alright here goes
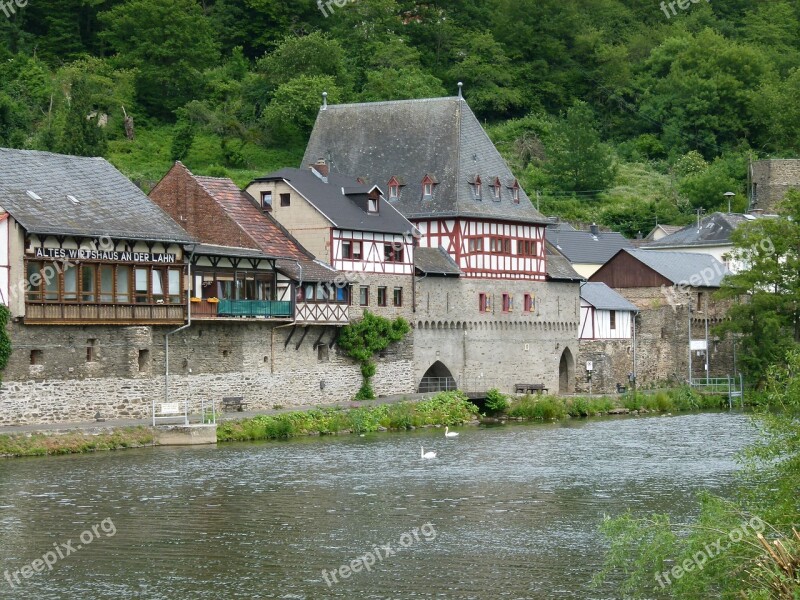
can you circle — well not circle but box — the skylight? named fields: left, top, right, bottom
left=26, top=190, right=41, bottom=200
left=67, top=195, right=80, bottom=205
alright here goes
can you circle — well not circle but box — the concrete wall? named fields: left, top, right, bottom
left=413, top=277, right=580, bottom=393
left=0, top=320, right=414, bottom=426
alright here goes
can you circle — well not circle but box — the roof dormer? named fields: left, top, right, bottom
left=388, top=176, right=402, bottom=199
left=491, top=177, right=502, bottom=201
left=508, top=179, right=520, bottom=204
left=422, top=174, right=437, bottom=200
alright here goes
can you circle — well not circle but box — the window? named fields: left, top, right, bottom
left=393, top=287, right=403, bottom=307
left=696, top=291, right=704, bottom=312
left=359, top=286, right=369, bottom=306
left=490, top=237, right=507, bottom=254
left=280, top=193, right=290, bottom=207
left=30, top=349, right=43, bottom=365
left=116, top=266, right=131, bottom=303
left=342, top=241, right=352, bottom=259
left=423, top=183, right=433, bottom=198
left=493, top=178, right=501, bottom=201
left=524, top=293, right=534, bottom=313
left=81, top=265, right=96, bottom=302
left=610, top=311, right=616, bottom=330
left=317, top=345, right=329, bottom=362
left=377, top=287, right=387, bottom=306
left=168, top=269, right=182, bottom=304
left=512, top=186, right=520, bottom=204
left=468, top=237, right=484, bottom=253
left=474, top=176, right=482, bottom=200
left=135, top=268, right=149, bottom=303
left=63, top=264, right=77, bottom=301
left=137, top=349, right=150, bottom=372
left=261, top=191, right=272, bottom=209
left=99, top=265, right=114, bottom=302
left=368, top=197, right=378, bottom=213
left=503, top=239, right=511, bottom=254
left=352, top=241, right=362, bottom=260
left=389, top=183, right=399, bottom=198
left=517, top=240, right=537, bottom=257
left=86, top=339, right=97, bottom=362
left=478, top=293, right=491, bottom=312
left=384, top=243, right=404, bottom=263
left=502, top=293, right=512, bottom=312
left=335, top=285, right=349, bottom=303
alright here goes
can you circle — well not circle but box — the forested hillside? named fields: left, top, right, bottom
left=2, top=0, right=799, bottom=235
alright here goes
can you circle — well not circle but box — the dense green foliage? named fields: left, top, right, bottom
left=484, top=388, right=509, bottom=413
left=716, top=190, right=800, bottom=386
left=0, top=427, right=154, bottom=458
left=596, top=352, right=800, bottom=598
left=337, top=311, right=411, bottom=400
left=2, top=1, right=799, bottom=225
left=216, top=391, right=479, bottom=441
left=0, top=304, right=11, bottom=382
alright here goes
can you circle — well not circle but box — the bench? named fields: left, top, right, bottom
left=514, top=383, right=548, bottom=395
left=222, top=396, right=247, bottom=412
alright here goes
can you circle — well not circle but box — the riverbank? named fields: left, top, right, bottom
left=0, top=387, right=729, bottom=458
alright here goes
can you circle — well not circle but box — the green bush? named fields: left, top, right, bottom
left=508, top=395, right=566, bottom=420
left=485, top=388, right=509, bottom=413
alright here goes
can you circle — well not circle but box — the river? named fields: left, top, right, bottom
left=0, top=411, right=756, bottom=599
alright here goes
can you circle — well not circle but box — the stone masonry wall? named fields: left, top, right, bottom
left=0, top=320, right=413, bottom=426
left=750, top=159, right=800, bottom=213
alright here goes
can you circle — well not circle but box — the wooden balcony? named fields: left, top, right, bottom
left=192, top=299, right=293, bottom=320
left=25, top=302, right=185, bottom=325
left=295, top=302, right=349, bottom=325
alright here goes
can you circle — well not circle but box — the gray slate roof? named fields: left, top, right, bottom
left=302, top=97, right=547, bottom=225
left=624, top=249, right=729, bottom=287
left=415, top=246, right=462, bottom=275
left=546, top=253, right=584, bottom=281
left=254, top=167, right=413, bottom=235
left=643, top=213, right=752, bottom=248
left=580, top=282, right=637, bottom=311
left=545, top=228, right=632, bottom=264
left=0, top=148, right=193, bottom=243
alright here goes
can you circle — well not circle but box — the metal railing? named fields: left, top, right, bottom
left=690, top=375, right=744, bottom=408
left=217, top=299, right=292, bottom=318
left=417, top=377, right=458, bottom=393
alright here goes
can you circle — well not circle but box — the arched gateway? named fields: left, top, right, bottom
left=418, top=361, right=457, bottom=393
left=558, top=348, right=575, bottom=394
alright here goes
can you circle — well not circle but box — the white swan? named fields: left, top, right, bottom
left=444, top=427, right=459, bottom=438
left=420, top=446, right=436, bottom=459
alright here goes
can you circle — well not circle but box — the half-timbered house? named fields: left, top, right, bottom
left=303, top=93, right=581, bottom=393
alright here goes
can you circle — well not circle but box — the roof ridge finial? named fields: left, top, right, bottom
left=322, top=91, right=328, bottom=110
left=457, top=82, right=463, bottom=99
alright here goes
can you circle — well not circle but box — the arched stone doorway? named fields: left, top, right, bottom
left=418, top=361, right=457, bottom=393
left=558, top=348, right=574, bottom=394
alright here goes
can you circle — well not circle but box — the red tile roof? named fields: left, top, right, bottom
left=191, top=173, right=337, bottom=282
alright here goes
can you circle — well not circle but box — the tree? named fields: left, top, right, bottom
left=715, top=190, right=800, bottom=384
left=58, top=79, right=107, bottom=157
left=545, top=100, right=617, bottom=193
left=99, top=0, right=219, bottom=120
left=261, top=75, right=340, bottom=145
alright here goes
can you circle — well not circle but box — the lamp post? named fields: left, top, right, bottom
left=724, top=191, right=735, bottom=214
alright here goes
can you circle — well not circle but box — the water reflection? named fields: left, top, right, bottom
left=0, top=412, right=755, bottom=599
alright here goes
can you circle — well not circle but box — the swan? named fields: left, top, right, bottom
left=420, top=446, right=436, bottom=459
left=444, top=427, right=459, bottom=438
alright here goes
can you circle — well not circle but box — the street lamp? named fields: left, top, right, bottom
left=724, top=191, right=735, bottom=213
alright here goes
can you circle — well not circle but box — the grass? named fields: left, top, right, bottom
left=106, top=126, right=302, bottom=190
left=217, top=391, right=480, bottom=442
left=0, top=427, right=155, bottom=458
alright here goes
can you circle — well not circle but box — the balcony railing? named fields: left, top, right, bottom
left=25, top=302, right=185, bottom=324
left=193, top=299, right=292, bottom=319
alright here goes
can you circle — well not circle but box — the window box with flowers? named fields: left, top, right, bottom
left=207, top=297, right=220, bottom=304
left=190, top=297, right=202, bottom=303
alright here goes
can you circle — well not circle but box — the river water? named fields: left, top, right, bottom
left=0, top=412, right=756, bottom=599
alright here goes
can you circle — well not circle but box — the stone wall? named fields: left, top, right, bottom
left=413, top=277, right=580, bottom=393
left=750, top=159, right=800, bottom=213
left=0, top=320, right=414, bottom=426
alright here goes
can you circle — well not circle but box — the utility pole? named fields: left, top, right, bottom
left=704, top=293, right=709, bottom=383
left=688, top=297, right=693, bottom=384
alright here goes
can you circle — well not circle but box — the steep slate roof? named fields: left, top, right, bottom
left=643, top=212, right=752, bottom=249
left=415, top=246, right=462, bottom=275
left=302, top=97, right=547, bottom=225
left=645, top=224, right=682, bottom=241
left=546, top=253, right=584, bottom=282
left=191, top=174, right=338, bottom=282
left=545, top=228, right=632, bottom=264
left=623, top=249, right=729, bottom=287
left=253, top=167, right=413, bottom=235
left=580, top=282, right=637, bottom=311
left=0, top=148, right=193, bottom=243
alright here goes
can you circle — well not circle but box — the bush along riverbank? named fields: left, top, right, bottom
left=217, top=391, right=479, bottom=442
left=0, top=427, right=155, bottom=458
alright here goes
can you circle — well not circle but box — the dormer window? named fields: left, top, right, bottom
left=388, top=176, right=400, bottom=199
left=510, top=179, right=520, bottom=204
left=422, top=175, right=436, bottom=200
left=368, top=189, right=380, bottom=213
left=492, top=178, right=501, bottom=201
left=261, top=191, right=272, bottom=209
left=473, top=175, right=482, bottom=200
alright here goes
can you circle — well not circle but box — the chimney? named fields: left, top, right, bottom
left=590, top=223, right=599, bottom=237
left=310, top=158, right=329, bottom=182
